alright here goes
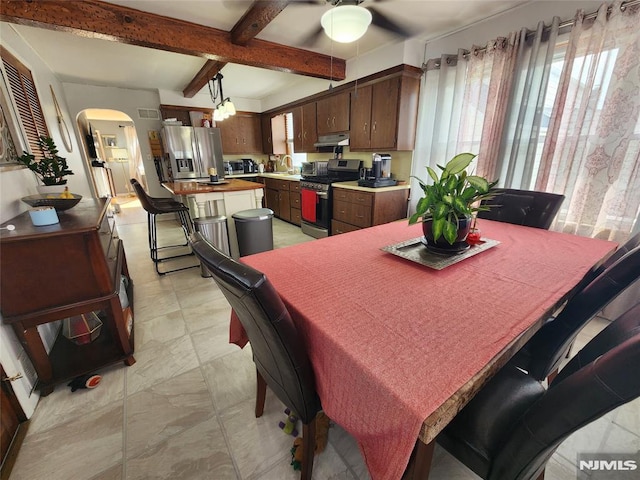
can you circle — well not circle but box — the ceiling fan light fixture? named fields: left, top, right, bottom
left=321, top=5, right=372, bottom=44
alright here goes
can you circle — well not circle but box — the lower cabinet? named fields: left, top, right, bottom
left=264, top=177, right=301, bottom=226
left=332, top=187, right=409, bottom=234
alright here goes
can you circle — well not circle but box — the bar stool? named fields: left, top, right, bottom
left=130, top=179, right=197, bottom=275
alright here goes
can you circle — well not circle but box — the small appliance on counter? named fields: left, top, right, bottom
left=230, top=160, right=245, bottom=175
left=358, top=153, right=397, bottom=188
left=224, top=161, right=233, bottom=176
left=242, top=158, right=257, bottom=173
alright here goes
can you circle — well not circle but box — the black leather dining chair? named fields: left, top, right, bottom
left=189, top=232, right=322, bottom=480
left=570, top=231, right=640, bottom=298
left=436, top=303, right=640, bottom=480
left=130, top=178, right=197, bottom=275
left=510, top=244, right=640, bottom=381
left=477, top=188, right=564, bottom=229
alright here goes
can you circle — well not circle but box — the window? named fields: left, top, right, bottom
left=1, top=46, right=49, bottom=161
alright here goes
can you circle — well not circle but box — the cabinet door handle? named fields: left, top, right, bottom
left=326, top=118, right=330, bottom=128
left=372, top=122, right=377, bottom=132
left=332, top=116, right=336, bottom=127
left=2, top=372, right=23, bottom=382
left=363, top=122, right=367, bottom=132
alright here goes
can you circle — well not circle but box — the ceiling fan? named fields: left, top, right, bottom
left=298, top=0, right=414, bottom=46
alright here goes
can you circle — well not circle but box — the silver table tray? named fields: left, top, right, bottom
left=381, top=237, right=500, bottom=270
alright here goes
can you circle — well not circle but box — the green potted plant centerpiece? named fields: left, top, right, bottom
left=409, top=152, right=497, bottom=251
left=17, top=136, right=74, bottom=192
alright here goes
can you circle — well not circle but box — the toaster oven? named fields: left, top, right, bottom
left=301, top=161, right=328, bottom=177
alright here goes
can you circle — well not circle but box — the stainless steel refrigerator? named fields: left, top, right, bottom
left=161, top=126, right=225, bottom=180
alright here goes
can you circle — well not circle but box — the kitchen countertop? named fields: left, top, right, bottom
left=332, top=181, right=411, bottom=193
left=225, top=173, right=302, bottom=181
left=162, top=179, right=264, bottom=195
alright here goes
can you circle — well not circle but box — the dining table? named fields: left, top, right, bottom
left=228, top=218, right=617, bottom=480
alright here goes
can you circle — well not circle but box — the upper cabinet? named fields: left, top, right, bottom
left=316, top=91, right=350, bottom=135
left=261, top=113, right=286, bottom=155
left=217, top=112, right=263, bottom=154
left=350, top=70, right=421, bottom=151
left=292, top=102, right=317, bottom=152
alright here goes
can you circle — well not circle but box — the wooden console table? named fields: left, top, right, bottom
left=0, top=199, right=135, bottom=396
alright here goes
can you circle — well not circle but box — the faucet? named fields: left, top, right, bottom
left=280, top=154, right=292, bottom=167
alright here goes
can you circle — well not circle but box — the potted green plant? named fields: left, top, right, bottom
left=17, top=136, right=74, bottom=189
left=409, top=152, right=497, bottom=249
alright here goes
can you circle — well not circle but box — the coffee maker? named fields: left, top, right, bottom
left=358, top=153, right=397, bottom=188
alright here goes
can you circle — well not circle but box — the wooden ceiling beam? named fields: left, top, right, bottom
left=183, top=1, right=290, bottom=98
left=0, top=0, right=346, bottom=83
left=230, top=0, right=290, bottom=46
left=183, top=60, right=227, bottom=98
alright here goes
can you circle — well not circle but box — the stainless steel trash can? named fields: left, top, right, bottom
left=194, top=216, right=230, bottom=277
left=232, top=208, right=274, bottom=257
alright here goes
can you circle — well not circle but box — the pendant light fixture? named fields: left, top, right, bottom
left=208, top=72, right=236, bottom=122
left=320, top=4, right=372, bottom=43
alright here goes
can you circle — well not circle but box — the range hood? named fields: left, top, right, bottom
left=314, top=133, right=349, bottom=148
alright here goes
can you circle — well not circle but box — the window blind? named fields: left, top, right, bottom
left=1, top=46, right=49, bottom=161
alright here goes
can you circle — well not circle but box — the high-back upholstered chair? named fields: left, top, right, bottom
left=571, top=231, right=640, bottom=297
left=437, top=303, right=640, bottom=480
left=130, top=179, right=196, bottom=275
left=477, top=188, right=564, bottom=229
left=189, top=232, right=322, bottom=480
left=511, top=245, right=640, bottom=381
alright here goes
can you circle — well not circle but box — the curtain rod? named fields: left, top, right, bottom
left=423, top=0, right=640, bottom=70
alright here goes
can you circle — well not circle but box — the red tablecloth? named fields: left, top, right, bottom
left=230, top=220, right=616, bottom=480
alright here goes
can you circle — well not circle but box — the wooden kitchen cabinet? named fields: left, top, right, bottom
left=264, top=177, right=300, bottom=225
left=332, top=186, right=409, bottom=234
left=289, top=180, right=301, bottom=226
left=0, top=199, right=135, bottom=396
left=316, top=91, right=350, bottom=135
left=292, top=102, right=318, bottom=152
left=262, top=113, right=287, bottom=154
left=349, top=69, right=421, bottom=151
left=217, top=112, right=262, bottom=154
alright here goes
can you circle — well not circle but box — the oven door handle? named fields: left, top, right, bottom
left=316, top=191, right=328, bottom=199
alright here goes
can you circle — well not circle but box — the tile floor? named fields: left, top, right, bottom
left=8, top=201, right=639, bottom=480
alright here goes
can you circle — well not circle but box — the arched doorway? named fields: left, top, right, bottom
left=76, top=109, right=147, bottom=206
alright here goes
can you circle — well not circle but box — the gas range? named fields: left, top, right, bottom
left=301, top=158, right=362, bottom=188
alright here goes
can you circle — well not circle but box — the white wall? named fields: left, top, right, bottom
left=0, top=26, right=92, bottom=223
left=61, top=83, right=169, bottom=197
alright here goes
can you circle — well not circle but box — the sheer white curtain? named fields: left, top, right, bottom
left=410, top=35, right=520, bottom=214
left=535, top=1, right=640, bottom=241
left=410, top=51, right=467, bottom=215
left=123, top=126, right=146, bottom=189
left=497, top=17, right=563, bottom=188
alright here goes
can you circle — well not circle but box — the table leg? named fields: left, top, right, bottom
left=402, top=439, right=435, bottom=480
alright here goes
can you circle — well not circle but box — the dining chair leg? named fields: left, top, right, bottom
left=255, top=369, right=267, bottom=418
left=402, top=439, right=435, bottom=480
left=301, top=416, right=317, bottom=480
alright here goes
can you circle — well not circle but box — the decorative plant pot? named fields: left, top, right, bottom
left=36, top=184, right=65, bottom=196
left=422, top=216, right=472, bottom=253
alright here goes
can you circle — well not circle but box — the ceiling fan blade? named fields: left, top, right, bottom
left=368, top=6, right=413, bottom=38
left=299, top=24, right=325, bottom=46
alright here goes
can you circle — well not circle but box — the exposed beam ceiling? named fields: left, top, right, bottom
left=0, top=0, right=346, bottom=94
left=183, top=0, right=292, bottom=98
